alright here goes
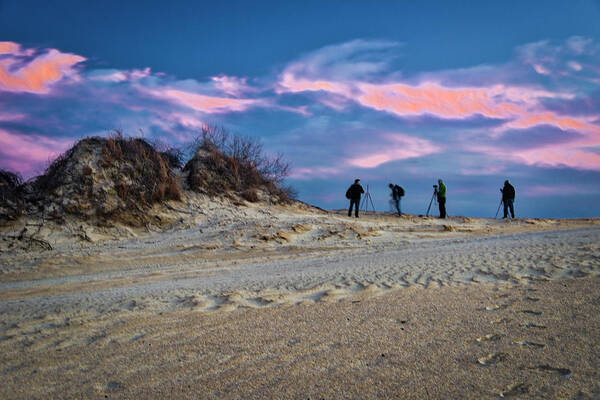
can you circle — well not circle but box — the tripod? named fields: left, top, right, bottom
left=360, top=184, right=376, bottom=212
left=426, top=186, right=438, bottom=216
left=494, top=197, right=503, bottom=219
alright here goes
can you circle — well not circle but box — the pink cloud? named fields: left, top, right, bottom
left=278, top=69, right=600, bottom=140
left=0, top=45, right=86, bottom=94
left=501, top=113, right=600, bottom=133
left=490, top=85, right=574, bottom=105
left=347, top=133, right=441, bottom=168
left=532, top=64, right=551, bottom=75
left=0, top=129, right=74, bottom=177
left=150, top=88, right=261, bottom=114
left=356, top=82, right=600, bottom=137
left=0, top=41, right=20, bottom=55
left=522, top=184, right=600, bottom=197
left=0, top=112, right=26, bottom=122
left=166, top=112, right=205, bottom=128
left=567, top=61, right=583, bottom=72
left=355, top=82, right=523, bottom=120
left=273, top=104, right=312, bottom=116
left=467, top=139, right=600, bottom=172
left=290, top=166, right=343, bottom=180
left=90, top=68, right=151, bottom=83
left=514, top=147, right=600, bottom=171
left=211, top=75, right=253, bottom=96
left=277, top=72, right=352, bottom=96
left=459, top=164, right=506, bottom=176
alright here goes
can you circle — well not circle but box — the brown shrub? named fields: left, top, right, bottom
left=0, top=169, right=24, bottom=221
left=82, top=166, right=93, bottom=176
left=184, top=126, right=295, bottom=203
left=99, top=135, right=181, bottom=209
left=104, top=136, right=123, bottom=161
left=166, top=175, right=183, bottom=201
left=115, top=181, right=128, bottom=198
left=241, top=188, right=259, bottom=203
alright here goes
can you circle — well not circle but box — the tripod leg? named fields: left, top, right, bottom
left=426, top=195, right=433, bottom=216
left=426, top=193, right=435, bottom=216
left=495, top=199, right=503, bottom=219
left=368, top=194, right=375, bottom=212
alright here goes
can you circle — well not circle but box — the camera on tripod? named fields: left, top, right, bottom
left=427, top=185, right=439, bottom=216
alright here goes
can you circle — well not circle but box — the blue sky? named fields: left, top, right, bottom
left=1, top=1, right=600, bottom=217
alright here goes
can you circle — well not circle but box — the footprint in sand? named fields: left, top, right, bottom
left=525, top=296, right=540, bottom=302
left=499, top=382, right=529, bottom=398
left=476, top=333, right=503, bottom=342
left=521, top=310, right=543, bottom=316
left=477, top=352, right=508, bottom=366
left=528, top=364, right=573, bottom=378
left=512, top=340, right=546, bottom=349
left=523, top=322, right=546, bottom=329
left=492, top=317, right=512, bottom=324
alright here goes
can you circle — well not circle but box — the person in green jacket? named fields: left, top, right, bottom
left=437, top=179, right=447, bottom=218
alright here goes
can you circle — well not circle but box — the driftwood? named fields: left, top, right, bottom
left=3, top=219, right=53, bottom=251
left=1, top=233, right=52, bottom=251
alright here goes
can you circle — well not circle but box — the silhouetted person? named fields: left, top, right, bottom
left=389, top=183, right=404, bottom=216
left=437, top=179, right=446, bottom=218
left=501, top=180, right=515, bottom=218
left=346, top=179, right=364, bottom=217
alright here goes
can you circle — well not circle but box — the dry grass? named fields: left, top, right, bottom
left=30, top=134, right=183, bottom=224
left=0, top=169, right=24, bottom=222
left=184, top=126, right=296, bottom=203
left=101, top=135, right=182, bottom=205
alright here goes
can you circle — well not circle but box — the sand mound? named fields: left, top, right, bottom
left=30, top=136, right=182, bottom=225
left=1, top=128, right=297, bottom=230
left=183, top=129, right=294, bottom=204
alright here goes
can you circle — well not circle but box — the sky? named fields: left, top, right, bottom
left=1, top=0, right=600, bottom=218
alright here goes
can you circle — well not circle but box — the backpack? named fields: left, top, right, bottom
left=345, top=188, right=351, bottom=199
left=395, top=185, right=405, bottom=197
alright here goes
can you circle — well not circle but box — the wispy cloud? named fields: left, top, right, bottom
left=148, top=88, right=262, bottom=114
left=347, top=133, right=441, bottom=168
left=211, top=75, right=255, bottom=96
left=522, top=183, right=600, bottom=197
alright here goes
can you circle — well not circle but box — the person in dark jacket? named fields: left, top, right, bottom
left=389, top=183, right=403, bottom=216
left=437, top=179, right=447, bottom=218
left=501, top=180, right=515, bottom=218
left=346, top=179, right=364, bottom=217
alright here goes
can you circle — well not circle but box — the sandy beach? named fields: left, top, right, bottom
left=1, top=198, right=599, bottom=399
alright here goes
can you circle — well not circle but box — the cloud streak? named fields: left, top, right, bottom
left=347, top=133, right=441, bottom=168
left=149, top=88, right=262, bottom=114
